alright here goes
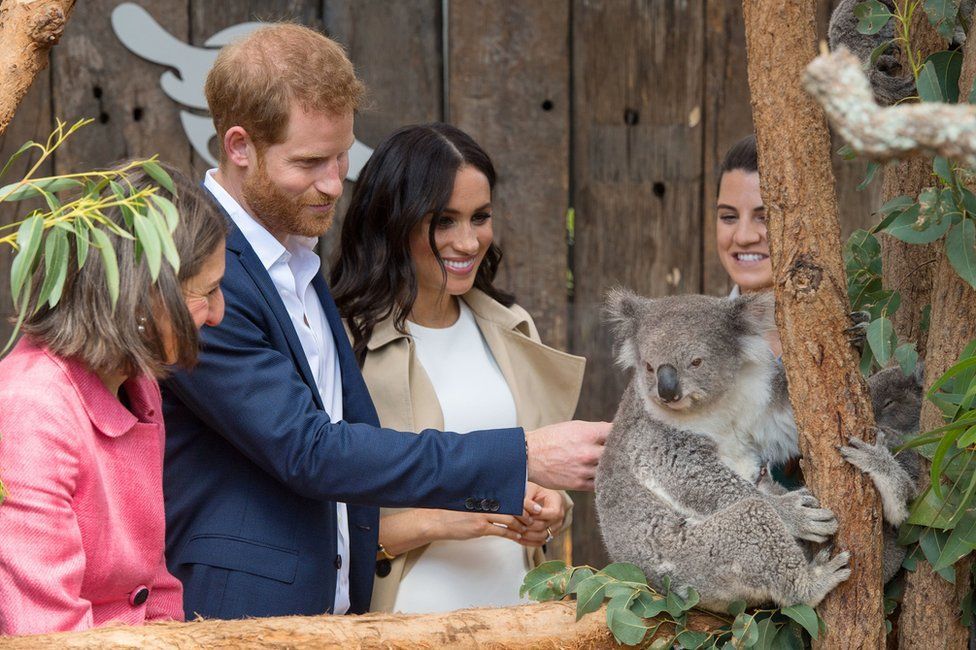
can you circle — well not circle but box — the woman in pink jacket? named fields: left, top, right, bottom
left=0, top=165, right=227, bottom=635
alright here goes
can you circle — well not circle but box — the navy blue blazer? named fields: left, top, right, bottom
left=161, top=210, right=526, bottom=619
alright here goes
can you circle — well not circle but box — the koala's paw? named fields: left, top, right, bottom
left=840, top=430, right=915, bottom=526
left=845, top=310, right=871, bottom=354
left=801, top=549, right=851, bottom=607
left=771, top=489, right=839, bottom=543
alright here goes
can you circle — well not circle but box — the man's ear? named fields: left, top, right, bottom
left=731, top=291, right=776, bottom=337
left=223, top=126, right=254, bottom=169
left=605, top=287, right=646, bottom=369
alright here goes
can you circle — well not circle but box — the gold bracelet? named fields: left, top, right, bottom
left=377, top=543, right=396, bottom=561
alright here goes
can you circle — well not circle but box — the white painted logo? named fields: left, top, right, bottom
left=111, top=3, right=372, bottom=180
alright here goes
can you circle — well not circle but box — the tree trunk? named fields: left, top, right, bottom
left=0, top=0, right=76, bottom=138
left=742, top=1, right=886, bottom=648
left=879, top=2, right=946, bottom=355
left=896, top=26, right=976, bottom=650
left=0, top=602, right=726, bottom=649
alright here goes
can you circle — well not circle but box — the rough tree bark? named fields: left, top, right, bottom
left=742, top=1, right=886, bottom=648
left=0, top=0, right=75, bottom=138
left=880, top=3, right=945, bottom=355
left=895, top=28, right=976, bottom=650
left=0, top=602, right=725, bottom=649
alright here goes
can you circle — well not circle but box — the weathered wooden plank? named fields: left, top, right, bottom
left=448, top=0, right=570, bottom=348
left=448, top=0, right=571, bottom=561
left=51, top=0, right=190, bottom=175
left=571, top=0, right=705, bottom=569
left=0, top=75, right=52, bottom=348
left=701, top=0, right=752, bottom=297
left=321, top=0, right=443, bottom=268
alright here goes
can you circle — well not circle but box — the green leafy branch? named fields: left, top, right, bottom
left=0, top=119, right=180, bottom=506
left=844, top=0, right=976, bottom=609
left=521, top=561, right=823, bottom=649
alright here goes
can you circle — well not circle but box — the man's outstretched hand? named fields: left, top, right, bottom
left=525, top=420, right=610, bottom=491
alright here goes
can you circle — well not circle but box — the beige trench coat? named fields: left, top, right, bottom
left=357, top=289, right=586, bottom=612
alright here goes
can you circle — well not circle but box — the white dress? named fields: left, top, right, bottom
left=392, top=302, right=529, bottom=614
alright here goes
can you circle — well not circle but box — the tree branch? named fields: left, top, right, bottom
left=804, top=47, right=976, bottom=167
left=0, top=0, right=77, bottom=138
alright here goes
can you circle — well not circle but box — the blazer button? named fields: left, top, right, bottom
left=334, top=555, right=342, bottom=570
left=480, top=498, right=492, bottom=512
left=489, top=499, right=500, bottom=512
left=376, top=559, right=392, bottom=578
left=464, top=497, right=477, bottom=511
left=129, top=585, right=150, bottom=606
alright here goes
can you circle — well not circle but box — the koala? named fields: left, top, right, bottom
left=828, top=0, right=917, bottom=106
left=595, top=290, right=850, bottom=611
left=840, top=364, right=923, bottom=582
left=829, top=0, right=976, bottom=107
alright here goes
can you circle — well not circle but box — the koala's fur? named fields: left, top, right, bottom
left=595, top=290, right=849, bottom=611
left=829, top=0, right=975, bottom=106
left=840, top=365, right=923, bottom=582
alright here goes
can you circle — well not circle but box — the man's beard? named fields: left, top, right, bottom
left=242, top=159, right=337, bottom=239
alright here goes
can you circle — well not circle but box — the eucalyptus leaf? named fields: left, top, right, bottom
left=567, top=567, right=594, bottom=594
left=675, top=629, right=709, bottom=649
left=885, top=204, right=950, bottom=244
left=770, top=623, right=805, bottom=650
left=924, top=50, right=963, bottom=103
left=520, top=561, right=567, bottom=598
left=867, top=316, right=896, bottom=366
left=9, top=214, right=44, bottom=304
left=924, top=0, right=962, bottom=41
left=934, top=157, right=954, bottom=185
left=37, top=227, right=69, bottom=309
left=854, top=0, right=893, bottom=35
left=142, top=159, right=176, bottom=195
left=878, top=195, right=915, bottom=216
left=133, top=213, right=162, bottom=280
left=780, top=604, right=819, bottom=639
left=732, top=613, right=760, bottom=647
left=0, top=177, right=80, bottom=203
left=74, top=220, right=90, bottom=270
left=857, top=161, right=880, bottom=191
left=149, top=194, right=180, bottom=232
left=148, top=204, right=180, bottom=273
left=919, top=528, right=956, bottom=582
left=0, top=140, right=39, bottom=182
left=896, top=342, right=919, bottom=376
left=605, top=600, right=649, bottom=646
left=91, top=228, right=120, bottom=308
left=754, top=617, right=777, bottom=649
left=931, top=426, right=965, bottom=498
left=601, top=562, right=648, bottom=584
left=917, top=60, right=944, bottom=102
left=946, top=219, right=976, bottom=290
left=933, top=509, right=976, bottom=570
left=575, top=574, right=609, bottom=620
left=636, top=591, right=668, bottom=618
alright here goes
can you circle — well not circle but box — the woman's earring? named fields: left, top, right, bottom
left=137, top=316, right=147, bottom=334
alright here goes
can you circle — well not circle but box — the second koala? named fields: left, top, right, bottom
left=596, top=290, right=849, bottom=610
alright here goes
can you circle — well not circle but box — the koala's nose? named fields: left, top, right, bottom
left=657, top=364, right=681, bottom=402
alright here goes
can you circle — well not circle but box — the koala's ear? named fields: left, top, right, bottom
left=605, top=287, right=645, bottom=369
left=731, top=291, right=776, bottom=336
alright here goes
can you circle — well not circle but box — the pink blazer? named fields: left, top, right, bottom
left=0, top=338, right=183, bottom=635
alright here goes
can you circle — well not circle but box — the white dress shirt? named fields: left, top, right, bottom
left=204, top=170, right=351, bottom=615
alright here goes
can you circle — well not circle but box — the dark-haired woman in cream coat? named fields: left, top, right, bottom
left=332, top=123, right=584, bottom=613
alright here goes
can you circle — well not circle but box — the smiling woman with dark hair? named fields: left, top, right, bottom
left=0, top=165, right=227, bottom=635
left=332, top=123, right=584, bottom=614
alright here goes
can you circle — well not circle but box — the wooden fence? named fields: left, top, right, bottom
left=0, top=0, right=882, bottom=570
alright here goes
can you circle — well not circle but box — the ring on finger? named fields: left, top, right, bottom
left=545, top=526, right=554, bottom=543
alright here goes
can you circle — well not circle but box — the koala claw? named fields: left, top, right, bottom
left=772, top=490, right=839, bottom=542
left=802, top=549, right=852, bottom=607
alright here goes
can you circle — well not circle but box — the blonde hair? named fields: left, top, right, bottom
left=205, top=23, right=365, bottom=159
